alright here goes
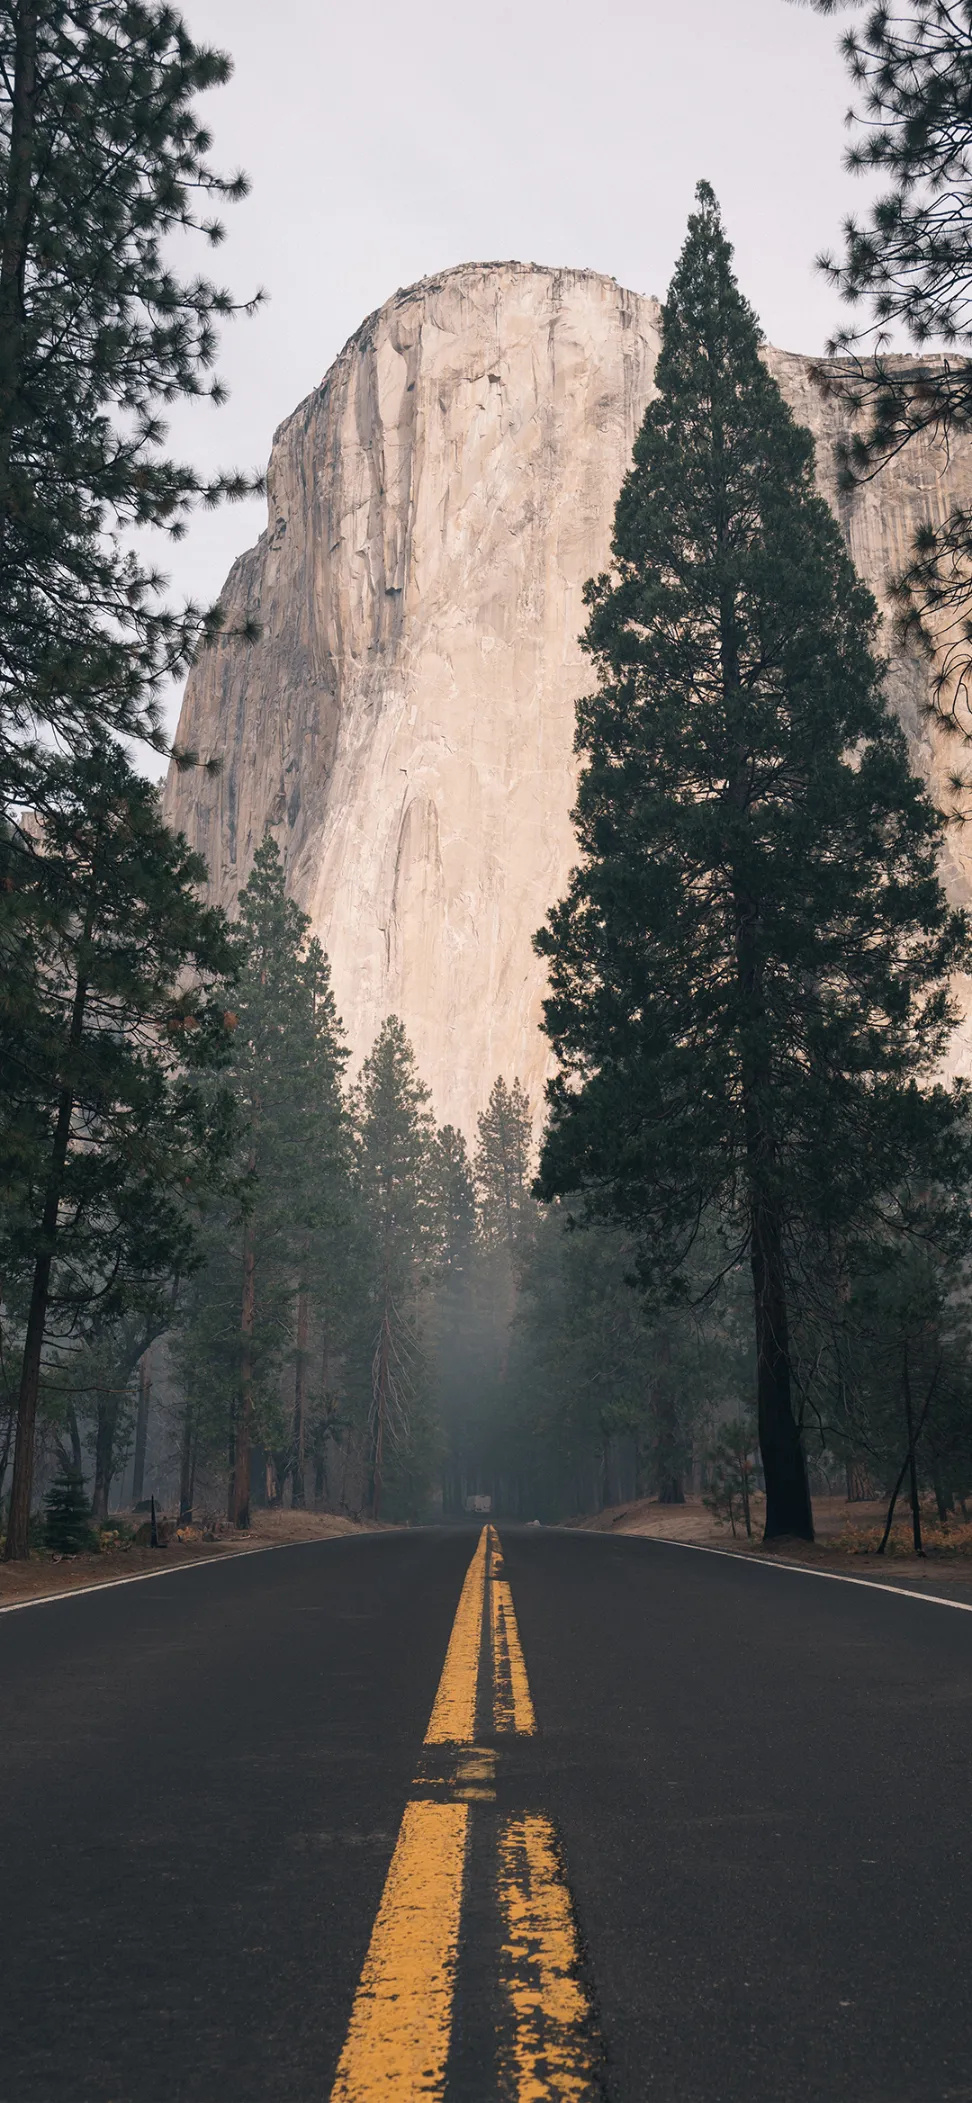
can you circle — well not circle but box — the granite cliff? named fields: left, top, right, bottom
left=164, top=261, right=972, bottom=1133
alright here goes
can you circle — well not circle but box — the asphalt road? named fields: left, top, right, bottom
left=1, top=1527, right=971, bottom=2102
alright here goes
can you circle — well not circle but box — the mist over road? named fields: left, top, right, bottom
left=1, top=1529, right=970, bottom=2101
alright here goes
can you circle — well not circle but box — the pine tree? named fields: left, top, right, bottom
left=822, top=1231, right=972, bottom=1553
left=43, top=1468, right=95, bottom=1555
left=1, top=743, right=235, bottom=1558
left=703, top=1420, right=758, bottom=1541
left=289, top=937, right=353, bottom=1508
left=0, top=2, right=260, bottom=774
left=221, top=838, right=342, bottom=1526
left=82, top=1311, right=156, bottom=1521
left=430, top=1124, right=484, bottom=1513
left=174, top=839, right=354, bottom=1527
left=804, top=1, right=972, bottom=725
left=475, top=1078, right=532, bottom=1253
left=229, top=833, right=309, bottom=1525
left=809, top=2, right=972, bottom=382
left=435, top=1126, right=477, bottom=1278
left=356, top=1018, right=440, bottom=1520
left=536, top=185, right=972, bottom=1541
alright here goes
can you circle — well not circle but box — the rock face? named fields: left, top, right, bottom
left=164, top=262, right=972, bottom=1134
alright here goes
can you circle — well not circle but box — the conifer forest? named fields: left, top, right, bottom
left=10, top=11, right=972, bottom=2103
left=6, top=0, right=972, bottom=1571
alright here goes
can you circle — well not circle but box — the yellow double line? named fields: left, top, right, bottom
left=330, top=1526, right=599, bottom=2100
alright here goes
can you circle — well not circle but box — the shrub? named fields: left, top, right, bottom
left=43, top=1473, right=98, bottom=1555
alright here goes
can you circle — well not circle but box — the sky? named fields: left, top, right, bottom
left=145, top=0, right=864, bottom=769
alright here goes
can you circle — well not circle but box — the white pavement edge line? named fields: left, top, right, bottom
left=0, top=1535, right=353, bottom=1617
left=648, top=1534, right=972, bottom=1612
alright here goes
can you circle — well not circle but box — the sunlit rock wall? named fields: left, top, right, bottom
left=164, top=263, right=972, bottom=1131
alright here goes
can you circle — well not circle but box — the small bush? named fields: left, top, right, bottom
left=44, top=1473, right=98, bottom=1556
left=98, top=1515, right=134, bottom=1547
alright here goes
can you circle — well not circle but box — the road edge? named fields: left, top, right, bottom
left=647, top=1534, right=972, bottom=1611
left=0, top=1533, right=363, bottom=1616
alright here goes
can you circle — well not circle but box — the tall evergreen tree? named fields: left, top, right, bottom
left=0, top=1, right=260, bottom=774
left=226, top=837, right=310, bottom=1526
left=172, top=856, right=356, bottom=1528
left=430, top=1123, right=484, bottom=1513
left=475, top=1077, right=532, bottom=1253
left=356, top=1017, right=441, bottom=1520
left=1, top=742, right=235, bottom=1557
left=536, top=185, right=972, bottom=1540
left=288, top=936, right=353, bottom=1509
left=212, top=837, right=349, bottom=1527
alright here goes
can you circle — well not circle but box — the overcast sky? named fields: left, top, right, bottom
left=146, top=0, right=863, bottom=769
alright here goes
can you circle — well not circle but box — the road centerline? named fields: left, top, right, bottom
left=424, top=1526, right=489, bottom=1745
left=489, top=1526, right=537, bottom=1736
left=328, top=1798, right=470, bottom=2103
left=497, top=1813, right=602, bottom=2102
left=329, top=1530, right=488, bottom=2101
left=329, top=1528, right=601, bottom=2099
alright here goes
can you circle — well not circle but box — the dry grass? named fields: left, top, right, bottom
left=0, top=1506, right=380, bottom=1609
left=176, top=1507, right=380, bottom=1547
left=840, top=1515, right=972, bottom=1559
left=573, top=1493, right=972, bottom=1583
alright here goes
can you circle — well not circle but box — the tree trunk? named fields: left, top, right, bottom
left=845, top=1459, right=871, bottom=1502
left=178, top=1399, right=194, bottom=1523
left=740, top=1460, right=753, bottom=1539
left=724, top=523, right=813, bottom=1544
left=5, top=1203, right=59, bottom=1557
left=90, top=1397, right=119, bottom=1522
left=902, top=1341, right=923, bottom=1557
left=878, top=1453, right=910, bottom=1554
left=0, top=0, right=38, bottom=498
left=314, top=1339, right=333, bottom=1508
left=291, top=1283, right=309, bottom=1508
left=66, top=1402, right=83, bottom=1478
left=598, top=1434, right=610, bottom=1511
left=932, top=1464, right=952, bottom=1526
left=0, top=1403, right=14, bottom=1507
left=339, top=1425, right=353, bottom=1512
left=4, top=959, right=88, bottom=1559
left=653, top=1331, right=685, bottom=1503
left=229, top=1212, right=256, bottom=1529
left=371, top=1313, right=390, bottom=1522
left=133, top=1357, right=151, bottom=1504
left=732, top=909, right=814, bottom=1541
left=750, top=1193, right=814, bottom=1541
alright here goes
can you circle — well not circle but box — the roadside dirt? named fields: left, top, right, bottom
left=0, top=1507, right=381, bottom=1608
left=572, top=1494, right=972, bottom=1586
